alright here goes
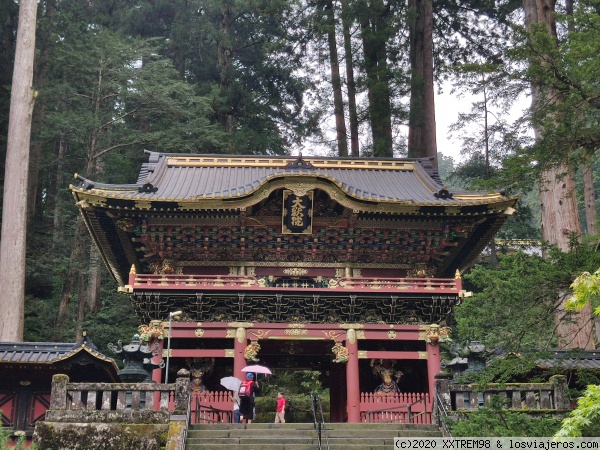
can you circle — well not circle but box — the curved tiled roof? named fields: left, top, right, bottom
left=72, top=152, right=510, bottom=206
left=0, top=341, right=119, bottom=378
left=70, top=152, right=519, bottom=284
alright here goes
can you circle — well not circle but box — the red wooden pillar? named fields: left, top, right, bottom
left=153, top=338, right=164, bottom=383
left=153, top=338, right=164, bottom=410
left=426, top=342, right=441, bottom=404
left=234, top=327, right=247, bottom=380
left=345, top=329, right=360, bottom=423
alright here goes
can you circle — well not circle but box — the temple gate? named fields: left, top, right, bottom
left=71, top=153, right=518, bottom=422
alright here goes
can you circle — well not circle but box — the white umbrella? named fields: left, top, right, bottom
left=220, top=376, right=243, bottom=391
left=241, top=364, right=272, bottom=375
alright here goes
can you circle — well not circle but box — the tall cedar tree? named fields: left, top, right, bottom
left=0, top=0, right=38, bottom=342
left=523, top=0, right=594, bottom=349
left=407, top=0, right=437, bottom=166
left=320, top=0, right=348, bottom=156
left=357, top=0, right=394, bottom=157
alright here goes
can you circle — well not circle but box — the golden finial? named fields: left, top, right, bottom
left=455, top=269, right=461, bottom=279
left=130, top=265, right=137, bottom=275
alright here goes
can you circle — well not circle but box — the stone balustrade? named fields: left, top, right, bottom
left=434, top=373, right=570, bottom=415
left=34, top=374, right=192, bottom=450
left=44, top=374, right=190, bottom=423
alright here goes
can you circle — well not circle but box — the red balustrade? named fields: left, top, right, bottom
left=359, top=392, right=431, bottom=424
left=128, top=273, right=462, bottom=294
left=190, top=390, right=234, bottom=424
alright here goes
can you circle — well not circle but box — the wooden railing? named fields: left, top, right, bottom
left=359, top=392, right=430, bottom=424
left=126, top=273, right=463, bottom=294
left=190, top=391, right=233, bottom=424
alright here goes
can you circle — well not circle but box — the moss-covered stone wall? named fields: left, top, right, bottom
left=33, top=422, right=168, bottom=450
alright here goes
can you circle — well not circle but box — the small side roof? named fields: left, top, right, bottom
left=0, top=340, right=119, bottom=382
left=536, top=350, right=600, bottom=370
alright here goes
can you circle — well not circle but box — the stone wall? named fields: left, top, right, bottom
left=33, top=373, right=191, bottom=450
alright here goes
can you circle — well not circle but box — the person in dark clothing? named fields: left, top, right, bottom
left=238, top=372, right=259, bottom=423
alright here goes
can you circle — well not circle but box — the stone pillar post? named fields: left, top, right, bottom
left=551, top=375, right=570, bottom=410
left=234, top=327, right=247, bottom=380
left=345, top=329, right=361, bottom=423
left=432, top=371, right=453, bottom=426
left=426, top=342, right=442, bottom=405
left=49, top=374, right=69, bottom=410
left=174, top=369, right=191, bottom=413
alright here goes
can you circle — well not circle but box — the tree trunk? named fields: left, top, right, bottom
left=359, top=0, right=393, bottom=157
left=52, top=136, right=68, bottom=246
left=218, top=0, right=234, bottom=137
left=74, top=257, right=87, bottom=343
left=84, top=243, right=102, bottom=325
left=0, top=0, right=38, bottom=342
left=341, top=0, right=359, bottom=157
left=27, top=1, right=53, bottom=223
left=524, top=0, right=594, bottom=349
left=323, top=0, right=348, bottom=157
left=407, top=0, right=437, bottom=167
left=57, top=218, right=87, bottom=323
left=583, top=166, right=597, bottom=236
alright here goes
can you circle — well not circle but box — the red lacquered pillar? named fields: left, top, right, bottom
left=345, top=329, right=361, bottom=423
left=426, top=342, right=441, bottom=409
left=234, top=327, right=247, bottom=380
left=153, top=338, right=164, bottom=410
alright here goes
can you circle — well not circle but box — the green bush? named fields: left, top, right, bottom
left=448, top=396, right=562, bottom=437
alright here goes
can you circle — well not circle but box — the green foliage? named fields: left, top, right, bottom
left=555, top=265, right=600, bottom=438
left=254, top=370, right=330, bottom=423
left=555, top=385, right=600, bottom=437
left=260, top=370, right=325, bottom=396
left=457, top=244, right=600, bottom=353
left=449, top=396, right=562, bottom=437
left=505, top=0, right=600, bottom=176
left=0, top=414, right=37, bottom=450
left=567, top=268, right=600, bottom=317
left=444, top=153, right=541, bottom=242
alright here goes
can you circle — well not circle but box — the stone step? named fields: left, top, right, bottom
left=186, top=445, right=395, bottom=450
left=185, top=422, right=442, bottom=449
left=189, top=422, right=438, bottom=431
left=186, top=428, right=440, bottom=439
left=186, top=437, right=317, bottom=445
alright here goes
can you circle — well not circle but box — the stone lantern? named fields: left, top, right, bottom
left=109, top=334, right=162, bottom=382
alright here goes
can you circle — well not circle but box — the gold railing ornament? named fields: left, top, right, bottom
left=331, top=342, right=349, bottom=363
left=243, top=341, right=261, bottom=362
left=139, top=320, right=164, bottom=342
left=424, top=324, right=452, bottom=345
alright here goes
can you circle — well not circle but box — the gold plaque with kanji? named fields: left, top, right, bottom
left=282, top=190, right=313, bottom=234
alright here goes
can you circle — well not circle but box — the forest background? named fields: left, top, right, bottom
left=2, top=0, right=600, bottom=434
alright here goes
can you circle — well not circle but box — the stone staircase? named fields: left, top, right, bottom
left=185, top=422, right=443, bottom=450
